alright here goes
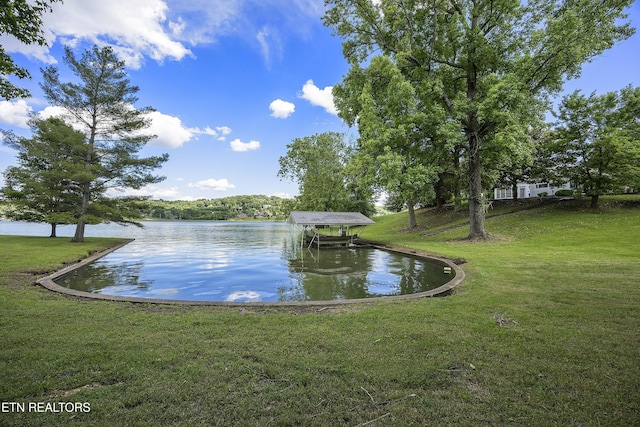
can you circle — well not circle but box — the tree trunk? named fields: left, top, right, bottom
left=49, top=223, right=57, bottom=238
left=468, top=132, right=488, bottom=239
left=73, top=219, right=86, bottom=243
left=72, top=181, right=90, bottom=242
left=590, top=194, right=599, bottom=209
left=453, top=153, right=462, bottom=213
left=407, top=200, right=417, bottom=229
left=72, top=122, right=95, bottom=243
left=512, top=182, right=518, bottom=201
left=434, top=174, right=445, bottom=209
left=465, top=24, right=487, bottom=240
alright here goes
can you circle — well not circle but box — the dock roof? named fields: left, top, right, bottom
left=287, top=211, right=375, bottom=226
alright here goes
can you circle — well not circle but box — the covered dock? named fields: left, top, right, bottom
left=287, top=211, right=375, bottom=248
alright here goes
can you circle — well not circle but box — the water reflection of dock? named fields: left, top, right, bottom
left=287, top=211, right=375, bottom=249
left=305, top=233, right=355, bottom=247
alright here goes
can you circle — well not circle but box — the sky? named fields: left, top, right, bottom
left=1, top=0, right=639, bottom=201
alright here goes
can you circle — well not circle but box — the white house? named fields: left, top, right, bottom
left=493, top=182, right=574, bottom=200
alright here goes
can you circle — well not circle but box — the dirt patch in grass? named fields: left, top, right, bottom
left=44, top=383, right=120, bottom=400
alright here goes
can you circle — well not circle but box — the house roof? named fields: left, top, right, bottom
left=287, top=211, right=375, bottom=227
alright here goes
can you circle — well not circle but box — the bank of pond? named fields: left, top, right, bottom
left=0, top=221, right=457, bottom=303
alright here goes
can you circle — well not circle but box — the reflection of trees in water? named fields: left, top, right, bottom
left=280, top=248, right=374, bottom=301
left=57, top=229, right=451, bottom=302
left=56, top=262, right=153, bottom=293
left=280, top=241, right=450, bottom=302
left=392, top=255, right=449, bottom=294
left=280, top=235, right=299, bottom=261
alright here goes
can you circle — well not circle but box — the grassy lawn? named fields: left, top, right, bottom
left=1, top=196, right=639, bottom=426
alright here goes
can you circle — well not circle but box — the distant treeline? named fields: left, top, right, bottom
left=139, top=195, right=293, bottom=221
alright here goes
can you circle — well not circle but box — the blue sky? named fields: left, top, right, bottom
left=1, top=0, right=639, bottom=201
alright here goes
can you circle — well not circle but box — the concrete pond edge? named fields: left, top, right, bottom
left=36, top=239, right=465, bottom=307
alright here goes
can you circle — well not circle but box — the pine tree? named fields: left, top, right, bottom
left=1, top=117, right=84, bottom=237
left=40, top=45, right=168, bottom=242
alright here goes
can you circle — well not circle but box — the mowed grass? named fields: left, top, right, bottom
left=1, top=196, right=639, bottom=426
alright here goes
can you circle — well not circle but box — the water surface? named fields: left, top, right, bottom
left=1, top=221, right=451, bottom=302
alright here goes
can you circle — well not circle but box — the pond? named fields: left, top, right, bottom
left=0, top=221, right=453, bottom=303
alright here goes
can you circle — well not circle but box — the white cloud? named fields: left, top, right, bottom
left=32, top=106, right=228, bottom=149
left=0, top=100, right=33, bottom=128
left=2, top=0, right=329, bottom=70
left=256, top=27, right=271, bottom=65
left=168, top=16, right=186, bottom=37
left=230, top=138, right=260, bottom=152
left=255, top=25, right=283, bottom=68
left=271, top=192, right=293, bottom=199
left=216, top=126, right=232, bottom=141
left=269, top=99, right=295, bottom=119
left=4, top=0, right=192, bottom=69
left=0, top=33, right=56, bottom=64
left=36, top=105, right=88, bottom=132
left=188, top=178, right=236, bottom=191
left=109, top=185, right=188, bottom=200
left=146, top=111, right=194, bottom=148
left=37, top=105, right=68, bottom=120
left=198, top=126, right=218, bottom=137
left=298, top=79, right=338, bottom=115
left=168, top=0, right=323, bottom=46
left=144, top=111, right=232, bottom=149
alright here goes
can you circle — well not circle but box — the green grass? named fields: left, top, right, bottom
left=1, top=196, right=639, bottom=426
left=0, top=235, right=129, bottom=273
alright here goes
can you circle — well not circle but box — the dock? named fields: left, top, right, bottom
left=287, top=211, right=376, bottom=248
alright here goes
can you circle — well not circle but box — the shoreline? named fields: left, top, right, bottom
left=35, top=239, right=465, bottom=307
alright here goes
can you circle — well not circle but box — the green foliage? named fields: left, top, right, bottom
left=1, top=118, right=86, bottom=236
left=0, top=0, right=60, bottom=99
left=553, top=189, right=574, bottom=197
left=1, top=198, right=639, bottom=425
left=324, top=0, right=635, bottom=238
left=278, top=132, right=374, bottom=215
left=551, top=86, right=640, bottom=208
left=139, top=195, right=291, bottom=221
left=338, top=56, right=441, bottom=227
left=40, top=45, right=169, bottom=242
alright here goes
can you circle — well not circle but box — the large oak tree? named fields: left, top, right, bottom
left=324, top=0, right=634, bottom=238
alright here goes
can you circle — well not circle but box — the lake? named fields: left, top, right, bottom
left=0, top=221, right=452, bottom=303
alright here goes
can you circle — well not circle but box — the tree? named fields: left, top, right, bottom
left=278, top=132, right=374, bottom=214
left=551, top=86, right=640, bottom=208
left=1, top=117, right=84, bottom=237
left=337, top=56, right=440, bottom=228
left=1, top=0, right=60, bottom=99
left=324, top=0, right=634, bottom=239
left=40, top=45, right=168, bottom=242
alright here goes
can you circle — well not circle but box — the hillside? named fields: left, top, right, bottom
left=1, top=195, right=639, bottom=425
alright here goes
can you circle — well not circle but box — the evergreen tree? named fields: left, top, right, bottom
left=40, top=45, right=168, bottom=242
left=1, top=117, right=84, bottom=237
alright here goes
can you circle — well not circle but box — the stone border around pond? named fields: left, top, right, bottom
left=36, top=239, right=465, bottom=306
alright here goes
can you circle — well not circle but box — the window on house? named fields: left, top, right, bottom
left=496, top=188, right=512, bottom=199
left=536, top=183, right=549, bottom=189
